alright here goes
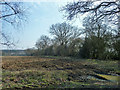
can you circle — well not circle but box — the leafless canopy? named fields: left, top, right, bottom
left=0, top=0, right=28, bottom=46
left=50, top=22, right=81, bottom=46
left=36, top=35, right=51, bottom=50
left=62, top=0, right=120, bottom=24
left=0, top=1, right=27, bottom=25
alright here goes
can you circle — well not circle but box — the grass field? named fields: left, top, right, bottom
left=1, top=56, right=120, bottom=89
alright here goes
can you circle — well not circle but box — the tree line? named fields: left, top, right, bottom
left=26, top=16, right=119, bottom=60
left=27, top=0, right=119, bottom=60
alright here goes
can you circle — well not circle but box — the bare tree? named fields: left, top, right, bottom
left=35, top=35, right=51, bottom=50
left=82, top=16, right=116, bottom=38
left=0, top=1, right=27, bottom=25
left=0, top=0, right=28, bottom=46
left=62, top=0, right=120, bottom=24
left=62, top=0, right=120, bottom=41
left=49, top=22, right=82, bottom=56
left=50, top=22, right=81, bottom=46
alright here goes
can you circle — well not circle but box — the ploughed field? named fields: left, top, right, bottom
left=1, top=56, right=120, bottom=89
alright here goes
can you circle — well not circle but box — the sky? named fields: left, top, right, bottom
left=2, top=1, right=84, bottom=50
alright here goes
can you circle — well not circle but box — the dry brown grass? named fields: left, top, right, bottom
left=2, top=56, right=118, bottom=74
left=2, top=56, right=119, bottom=89
left=2, top=56, right=56, bottom=71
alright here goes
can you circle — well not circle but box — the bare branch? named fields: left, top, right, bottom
left=62, top=1, right=120, bottom=22
left=0, top=1, right=28, bottom=46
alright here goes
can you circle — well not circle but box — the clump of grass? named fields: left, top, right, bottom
left=2, top=69, right=69, bottom=88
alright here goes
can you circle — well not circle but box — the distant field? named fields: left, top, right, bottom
left=1, top=56, right=120, bottom=89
